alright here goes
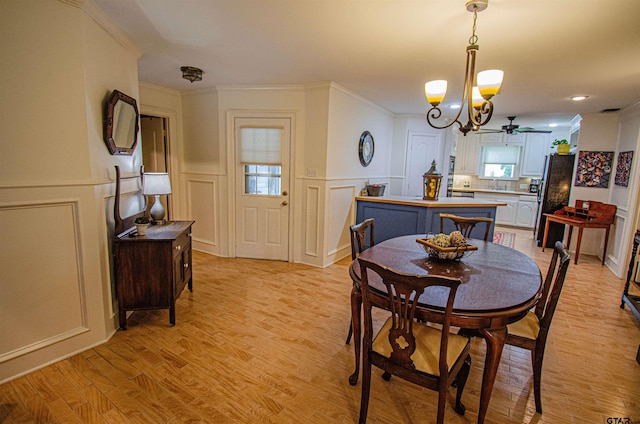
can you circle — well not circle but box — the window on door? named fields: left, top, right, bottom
left=240, top=127, right=282, bottom=196
left=244, top=165, right=281, bottom=195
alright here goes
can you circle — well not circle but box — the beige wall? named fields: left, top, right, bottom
left=0, top=0, right=141, bottom=383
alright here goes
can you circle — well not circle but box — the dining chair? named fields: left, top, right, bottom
left=346, top=218, right=375, bottom=345
left=439, top=212, right=494, bottom=241
left=357, top=257, right=471, bottom=424
left=506, top=240, right=570, bottom=414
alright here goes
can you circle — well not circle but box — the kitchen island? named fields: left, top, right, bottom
left=356, top=195, right=507, bottom=243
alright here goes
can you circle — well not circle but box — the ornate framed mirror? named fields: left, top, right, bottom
left=103, top=90, right=139, bottom=155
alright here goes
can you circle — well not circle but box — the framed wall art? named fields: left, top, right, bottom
left=574, top=151, right=614, bottom=188
left=614, top=151, right=634, bottom=187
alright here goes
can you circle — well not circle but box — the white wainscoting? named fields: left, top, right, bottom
left=187, top=178, right=219, bottom=255
left=327, top=185, right=356, bottom=257
left=305, top=185, right=320, bottom=257
left=0, top=200, right=89, bottom=363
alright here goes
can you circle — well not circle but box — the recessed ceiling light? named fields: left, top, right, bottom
left=449, top=104, right=461, bottom=109
left=571, top=95, right=589, bottom=101
left=549, top=123, right=558, bottom=128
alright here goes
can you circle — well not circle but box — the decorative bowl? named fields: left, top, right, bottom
left=416, top=237, right=477, bottom=261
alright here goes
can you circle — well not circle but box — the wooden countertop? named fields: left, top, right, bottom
left=355, top=195, right=507, bottom=207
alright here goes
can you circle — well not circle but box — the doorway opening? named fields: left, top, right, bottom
left=141, top=115, right=171, bottom=220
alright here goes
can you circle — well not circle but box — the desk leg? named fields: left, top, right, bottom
left=542, top=218, right=550, bottom=252
left=349, top=284, right=362, bottom=386
left=602, top=226, right=611, bottom=265
left=574, top=227, right=584, bottom=265
left=566, top=225, right=573, bottom=247
left=478, top=327, right=507, bottom=424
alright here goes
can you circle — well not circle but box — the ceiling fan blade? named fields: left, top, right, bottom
left=516, top=127, right=552, bottom=133
left=476, top=128, right=504, bottom=134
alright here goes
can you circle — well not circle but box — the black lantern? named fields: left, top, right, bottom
left=423, top=160, right=443, bottom=201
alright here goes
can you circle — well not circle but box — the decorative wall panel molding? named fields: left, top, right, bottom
left=0, top=200, right=88, bottom=362
left=305, top=186, right=320, bottom=257
left=187, top=178, right=218, bottom=248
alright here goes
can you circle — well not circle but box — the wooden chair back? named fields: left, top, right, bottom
left=534, top=241, right=571, bottom=335
left=350, top=218, right=375, bottom=259
left=439, top=213, right=494, bottom=241
left=357, top=257, right=470, bottom=423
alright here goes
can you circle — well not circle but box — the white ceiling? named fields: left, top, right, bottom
left=94, top=0, right=640, bottom=131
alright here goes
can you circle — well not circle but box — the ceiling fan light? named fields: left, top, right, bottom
left=425, top=80, right=448, bottom=107
left=477, top=69, right=504, bottom=99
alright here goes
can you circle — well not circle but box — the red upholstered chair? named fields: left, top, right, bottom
left=357, top=257, right=471, bottom=424
left=506, top=241, right=570, bottom=413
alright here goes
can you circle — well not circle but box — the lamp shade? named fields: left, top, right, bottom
left=477, top=69, right=504, bottom=99
left=425, top=80, right=448, bottom=107
left=143, top=173, right=172, bottom=195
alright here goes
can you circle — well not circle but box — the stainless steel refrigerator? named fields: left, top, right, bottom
left=535, top=153, right=576, bottom=247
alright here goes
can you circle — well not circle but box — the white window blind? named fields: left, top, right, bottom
left=482, top=145, right=520, bottom=163
left=240, top=127, right=282, bottom=165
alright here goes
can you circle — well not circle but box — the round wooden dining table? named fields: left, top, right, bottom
left=349, top=234, right=542, bottom=424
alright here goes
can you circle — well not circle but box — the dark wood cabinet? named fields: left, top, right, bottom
left=113, top=221, right=194, bottom=330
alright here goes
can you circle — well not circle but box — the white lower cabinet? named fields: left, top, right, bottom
left=475, top=193, right=518, bottom=226
left=476, top=192, right=536, bottom=228
left=516, top=198, right=537, bottom=228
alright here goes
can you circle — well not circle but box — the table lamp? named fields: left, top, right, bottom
left=143, top=172, right=172, bottom=223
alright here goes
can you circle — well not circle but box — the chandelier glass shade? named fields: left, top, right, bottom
left=424, top=0, right=503, bottom=136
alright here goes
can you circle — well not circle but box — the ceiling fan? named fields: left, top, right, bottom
left=478, top=116, right=552, bottom=135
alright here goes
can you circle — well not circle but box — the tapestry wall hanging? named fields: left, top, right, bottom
left=574, top=150, right=614, bottom=188
left=614, top=151, right=634, bottom=187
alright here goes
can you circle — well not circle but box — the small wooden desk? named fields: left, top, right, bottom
left=349, top=235, right=542, bottom=424
left=542, top=200, right=616, bottom=265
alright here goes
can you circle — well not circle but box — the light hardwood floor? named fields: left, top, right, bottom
left=2, top=226, right=640, bottom=423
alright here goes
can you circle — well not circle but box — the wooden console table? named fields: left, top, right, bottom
left=542, top=200, right=615, bottom=265
left=112, top=166, right=194, bottom=330
left=113, top=221, right=194, bottom=330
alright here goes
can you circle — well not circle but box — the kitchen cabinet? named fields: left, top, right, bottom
left=479, top=132, right=525, bottom=146
left=516, top=196, right=537, bottom=228
left=454, top=132, right=479, bottom=175
left=475, top=193, right=518, bottom=225
left=521, top=133, right=552, bottom=177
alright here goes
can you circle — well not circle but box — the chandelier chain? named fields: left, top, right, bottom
left=469, top=7, right=479, bottom=45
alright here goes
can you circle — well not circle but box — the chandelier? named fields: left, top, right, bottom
left=424, top=0, right=503, bottom=136
left=180, top=66, right=203, bottom=83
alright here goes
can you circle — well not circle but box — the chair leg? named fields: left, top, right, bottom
left=345, top=321, right=353, bottom=345
left=532, top=346, right=545, bottom=414
left=358, top=353, right=372, bottom=424
left=453, top=355, right=471, bottom=416
left=349, top=286, right=362, bottom=386
left=436, top=383, right=447, bottom=424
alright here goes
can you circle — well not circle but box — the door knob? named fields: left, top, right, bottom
left=282, top=201, right=288, bottom=206
left=282, top=191, right=288, bottom=196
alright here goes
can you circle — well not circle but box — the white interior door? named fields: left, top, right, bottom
left=234, top=117, right=291, bottom=260
left=404, top=132, right=443, bottom=197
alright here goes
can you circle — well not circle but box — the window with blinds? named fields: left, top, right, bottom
left=480, top=145, right=521, bottom=179
left=240, top=127, right=282, bottom=195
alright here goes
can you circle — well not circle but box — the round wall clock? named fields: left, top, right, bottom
left=358, top=131, right=375, bottom=167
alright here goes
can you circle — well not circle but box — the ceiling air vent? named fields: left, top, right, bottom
left=601, top=108, right=620, bottom=113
